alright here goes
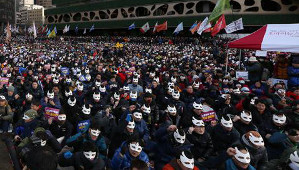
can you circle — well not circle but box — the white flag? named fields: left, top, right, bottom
left=33, top=21, right=37, bottom=38
left=63, top=25, right=68, bottom=34
left=153, top=22, right=158, bottom=33
left=83, top=28, right=86, bottom=34
left=173, top=22, right=183, bottom=34
left=225, top=18, right=244, bottom=34
left=197, top=17, right=211, bottom=35
left=67, top=25, right=70, bottom=32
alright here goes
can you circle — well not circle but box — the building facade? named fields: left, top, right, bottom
left=45, top=0, right=298, bottom=30
left=36, top=0, right=53, bottom=8
left=0, top=0, right=15, bottom=33
left=19, top=4, right=44, bottom=25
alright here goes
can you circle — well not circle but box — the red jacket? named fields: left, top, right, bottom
left=163, top=159, right=200, bottom=170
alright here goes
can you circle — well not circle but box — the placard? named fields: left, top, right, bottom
left=60, top=67, right=69, bottom=76
left=255, top=50, right=267, bottom=57
left=0, top=77, right=9, bottom=85
left=236, top=71, right=248, bottom=80
left=77, top=119, right=90, bottom=133
left=269, top=78, right=288, bottom=89
left=44, top=107, right=59, bottom=120
left=201, top=105, right=216, bottom=122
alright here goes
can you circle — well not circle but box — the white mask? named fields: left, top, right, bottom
left=26, top=93, right=33, bottom=100
left=67, top=97, right=76, bottom=106
left=233, top=88, right=241, bottom=94
left=193, top=102, right=203, bottom=110
left=82, top=105, right=91, bottom=115
left=180, top=151, right=194, bottom=169
left=77, top=84, right=84, bottom=91
left=123, top=86, right=130, bottom=91
left=142, top=105, right=151, bottom=114
left=168, top=82, right=174, bottom=87
left=85, top=68, right=90, bottom=74
left=114, top=92, right=120, bottom=100
left=23, top=114, right=31, bottom=120
left=192, top=117, right=205, bottom=127
left=168, top=87, right=174, bottom=93
left=99, top=86, right=106, bottom=93
left=40, top=140, right=47, bottom=146
left=221, top=116, right=233, bottom=128
left=153, top=77, right=159, bottom=84
left=58, top=114, right=66, bottom=121
left=290, top=151, right=299, bottom=168
left=145, top=88, right=152, bottom=94
left=83, top=151, right=97, bottom=160
left=53, top=77, right=59, bottom=84
left=65, top=90, right=72, bottom=97
left=133, top=77, right=138, bottom=83
left=167, top=105, right=177, bottom=114
left=85, top=74, right=91, bottom=81
left=193, top=82, right=200, bottom=88
left=172, top=91, right=180, bottom=99
left=149, top=72, right=155, bottom=77
left=130, top=91, right=138, bottom=99
left=90, top=129, right=101, bottom=136
left=273, top=114, right=286, bottom=124
left=127, top=121, right=135, bottom=129
left=65, top=78, right=72, bottom=84
left=234, top=147, right=250, bottom=164
left=241, top=111, right=252, bottom=122
left=95, top=81, right=101, bottom=87
left=171, top=76, right=176, bottom=83
left=129, top=142, right=142, bottom=153
left=47, top=91, right=54, bottom=99
left=173, top=129, right=185, bottom=144
left=133, top=112, right=142, bottom=119
left=248, top=133, right=264, bottom=146
left=93, top=93, right=101, bottom=100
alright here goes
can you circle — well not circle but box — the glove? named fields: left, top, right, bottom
left=64, top=151, right=72, bottom=159
left=120, top=144, right=127, bottom=155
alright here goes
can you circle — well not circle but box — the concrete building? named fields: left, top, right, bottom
left=0, top=0, right=15, bottom=33
left=36, top=0, right=53, bottom=8
left=45, top=0, right=299, bottom=31
left=19, top=4, right=44, bottom=25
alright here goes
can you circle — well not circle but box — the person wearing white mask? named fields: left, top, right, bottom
left=163, top=150, right=200, bottom=170
left=59, top=141, right=105, bottom=170
left=210, top=115, right=240, bottom=153
left=233, top=110, right=259, bottom=136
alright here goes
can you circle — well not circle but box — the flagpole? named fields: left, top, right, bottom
left=225, top=44, right=229, bottom=74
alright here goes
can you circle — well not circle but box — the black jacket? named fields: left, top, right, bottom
left=187, top=131, right=213, bottom=159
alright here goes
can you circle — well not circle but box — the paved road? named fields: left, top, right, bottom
left=0, top=134, right=13, bottom=170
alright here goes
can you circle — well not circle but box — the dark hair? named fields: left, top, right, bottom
left=83, top=141, right=98, bottom=153
left=26, top=146, right=57, bottom=170
left=222, top=115, right=231, bottom=121
left=176, top=150, right=193, bottom=159
left=90, top=119, right=101, bottom=130
left=130, top=160, right=148, bottom=170
left=232, top=144, right=247, bottom=151
left=31, top=99, right=40, bottom=106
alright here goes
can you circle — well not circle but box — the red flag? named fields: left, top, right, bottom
left=190, top=22, right=201, bottom=35
left=42, top=25, right=47, bottom=34
left=155, top=21, right=167, bottom=32
left=211, top=14, right=226, bottom=37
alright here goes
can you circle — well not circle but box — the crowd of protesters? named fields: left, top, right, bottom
left=0, top=35, right=299, bottom=170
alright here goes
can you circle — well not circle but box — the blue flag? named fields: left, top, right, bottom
left=46, top=29, right=51, bottom=36
left=54, top=27, right=57, bottom=34
left=173, top=22, right=183, bottom=35
left=128, top=23, right=135, bottom=30
left=189, top=21, right=197, bottom=31
left=89, top=24, right=95, bottom=32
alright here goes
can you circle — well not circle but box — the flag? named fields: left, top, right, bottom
left=208, top=0, right=230, bottom=23
left=54, top=27, right=57, bottom=34
left=75, top=25, right=79, bottom=34
left=155, top=21, right=167, bottom=33
left=46, top=29, right=51, bottom=36
left=173, top=22, right=183, bottom=35
left=48, top=27, right=56, bottom=38
left=83, top=28, right=86, bottom=34
left=190, top=22, right=201, bottom=34
left=197, top=17, right=211, bottom=35
left=67, top=25, right=70, bottom=32
left=89, top=24, right=95, bottom=32
left=225, top=18, right=244, bottom=33
left=42, top=25, right=47, bottom=34
left=63, top=25, right=68, bottom=34
left=153, top=22, right=158, bottom=33
left=140, top=22, right=150, bottom=33
left=189, top=21, right=197, bottom=31
left=33, top=21, right=37, bottom=38
left=5, top=22, right=11, bottom=43
left=128, top=23, right=135, bottom=30
left=211, top=14, right=226, bottom=36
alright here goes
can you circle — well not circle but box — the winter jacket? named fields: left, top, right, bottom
left=134, top=119, right=150, bottom=142
left=59, top=152, right=105, bottom=170
left=210, top=124, right=240, bottom=153
left=14, top=119, right=39, bottom=139
left=0, top=103, right=13, bottom=121
left=241, top=135, right=268, bottom=169
left=110, top=142, right=150, bottom=170
left=288, top=65, right=299, bottom=88
left=47, top=120, right=73, bottom=146
left=40, top=96, right=61, bottom=109
left=94, top=111, right=116, bottom=138
left=274, top=61, right=288, bottom=79
left=187, top=131, right=213, bottom=159
left=66, top=132, right=107, bottom=159
left=234, top=120, right=259, bottom=136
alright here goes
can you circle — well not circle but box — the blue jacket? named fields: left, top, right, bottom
left=288, top=66, right=299, bottom=87
left=66, top=131, right=107, bottom=159
left=135, top=119, right=150, bottom=142
left=110, top=142, right=150, bottom=170
left=15, top=119, right=39, bottom=139
left=40, top=96, right=61, bottom=109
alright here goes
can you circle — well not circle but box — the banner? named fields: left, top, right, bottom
left=44, top=107, right=60, bottom=120
left=60, top=67, right=70, bottom=76
left=201, top=105, right=216, bottom=122
left=0, top=77, right=9, bottom=85
left=77, top=119, right=90, bottom=133
left=255, top=50, right=267, bottom=57
left=236, top=71, right=248, bottom=80
left=225, top=18, right=244, bottom=34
